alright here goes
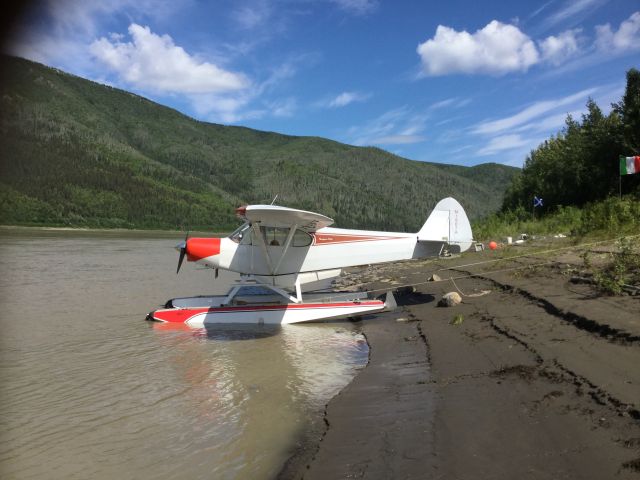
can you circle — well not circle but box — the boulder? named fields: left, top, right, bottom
left=428, top=273, right=441, bottom=282
left=438, top=291, right=462, bottom=307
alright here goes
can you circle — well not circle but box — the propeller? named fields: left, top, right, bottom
left=176, top=231, right=189, bottom=274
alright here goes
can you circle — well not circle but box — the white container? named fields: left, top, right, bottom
left=506, top=236, right=513, bottom=244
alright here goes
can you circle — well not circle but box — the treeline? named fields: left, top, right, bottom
left=502, top=68, right=640, bottom=213
left=0, top=55, right=518, bottom=231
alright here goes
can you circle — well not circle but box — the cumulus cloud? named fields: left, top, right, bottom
left=417, top=21, right=539, bottom=76
left=416, top=20, right=593, bottom=76
left=90, top=24, right=250, bottom=94
left=7, top=0, right=180, bottom=68
left=539, top=29, right=581, bottom=65
left=595, top=11, right=640, bottom=53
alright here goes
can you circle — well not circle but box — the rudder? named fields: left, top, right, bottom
left=417, top=197, right=473, bottom=252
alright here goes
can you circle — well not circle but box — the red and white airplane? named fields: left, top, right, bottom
left=148, top=197, right=473, bottom=326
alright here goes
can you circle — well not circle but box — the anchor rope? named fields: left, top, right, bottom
left=352, top=233, right=640, bottom=296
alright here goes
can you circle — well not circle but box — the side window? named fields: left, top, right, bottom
left=292, top=229, right=312, bottom=247
left=256, top=227, right=311, bottom=247
left=260, top=226, right=289, bottom=246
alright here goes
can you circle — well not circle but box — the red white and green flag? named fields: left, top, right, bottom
left=619, top=155, right=640, bottom=175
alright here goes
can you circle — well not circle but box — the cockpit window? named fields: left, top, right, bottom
left=230, top=224, right=312, bottom=247
left=229, top=223, right=251, bottom=244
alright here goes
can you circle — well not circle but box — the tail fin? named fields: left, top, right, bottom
left=417, top=197, right=473, bottom=253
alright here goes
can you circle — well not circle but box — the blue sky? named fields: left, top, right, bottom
left=6, top=0, right=640, bottom=167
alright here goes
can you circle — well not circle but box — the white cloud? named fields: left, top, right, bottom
left=373, top=135, right=425, bottom=145
left=428, top=97, right=471, bottom=110
left=8, top=0, right=181, bottom=66
left=513, top=110, right=582, bottom=134
left=528, top=0, right=555, bottom=21
left=267, top=97, right=297, bottom=117
left=417, top=21, right=539, bottom=76
left=322, top=91, right=371, bottom=108
left=416, top=20, right=591, bottom=77
left=472, top=87, right=597, bottom=135
left=232, top=2, right=271, bottom=30
left=331, top=0, right=378, bottom=15
left=477, top=134, right=532, bottom=156
left=595, top=11, right=640, bottom=53
left=539, top=29, right=582, bottom=65
left=543, top=0, right=608, bottom=29
left=189, top=92, right=262, bottom=124
left=90, top=24, right=250, bottom=94
left=347, top=107, right=428, bottom=146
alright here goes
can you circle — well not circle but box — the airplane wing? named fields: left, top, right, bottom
left=237, top=205, right=334, bottom=232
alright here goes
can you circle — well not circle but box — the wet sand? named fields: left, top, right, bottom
left=282, top=239, right=640, bottom=479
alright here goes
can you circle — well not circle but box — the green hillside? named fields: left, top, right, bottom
left=0, top=55, right=518, bottom=231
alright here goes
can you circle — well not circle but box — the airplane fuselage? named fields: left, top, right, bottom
left=176, top=199, right=472, bottom=288
left=185, top=226, right=443, bottom=279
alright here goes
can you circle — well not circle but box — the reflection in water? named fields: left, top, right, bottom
left=0, top=230, right=368, bottom=480
left=152, top=321, right=283, bottom=340
left=151, top=323, right=367, bottom=479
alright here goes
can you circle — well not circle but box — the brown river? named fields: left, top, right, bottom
left=0, top=229, right=368, bottom=479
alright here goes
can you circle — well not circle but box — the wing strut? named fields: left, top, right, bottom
left=273, top=224, right=297, bottom=275
left=251, top=223, right=274, bottom=275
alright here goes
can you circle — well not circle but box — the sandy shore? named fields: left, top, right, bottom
left=281, top=238, right=640, bottom=479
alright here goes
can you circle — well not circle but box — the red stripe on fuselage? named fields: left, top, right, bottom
left=312, top=233, right=405, bottom=245
left=151, top=301, right=383, bottom=323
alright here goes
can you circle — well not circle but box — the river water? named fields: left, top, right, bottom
left=0, top=229, right=368, bottom=479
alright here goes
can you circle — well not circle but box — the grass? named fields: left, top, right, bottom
left=473, top=195, right=640, bottom=242
left=585, top=237, right=640, bottom=295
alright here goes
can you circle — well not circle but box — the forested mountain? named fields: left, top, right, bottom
left=0, top=56, right=518, bottom=231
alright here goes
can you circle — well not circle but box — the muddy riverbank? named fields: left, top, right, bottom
left=283, top=238, right=640, bottom=479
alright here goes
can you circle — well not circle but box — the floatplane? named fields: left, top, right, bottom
left=147, top=197, right=473, bottom=326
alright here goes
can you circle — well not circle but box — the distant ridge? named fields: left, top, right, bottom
left=0, top=55, right=518, bottom=231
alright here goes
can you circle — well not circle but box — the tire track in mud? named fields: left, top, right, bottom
left=477, top=311, right=640, bottom=422
left=450, top=267, right=640, bottom=345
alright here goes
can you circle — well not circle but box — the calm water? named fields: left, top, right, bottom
left=0, top=229, right=368, bottom=479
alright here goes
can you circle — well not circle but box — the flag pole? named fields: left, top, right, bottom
left=532, top=201, right=534, bottom=221
left=619, top=155, right=622, bottom=199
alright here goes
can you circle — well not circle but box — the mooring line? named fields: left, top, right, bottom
left=356, top=233, right=640, bottom=296
left=435, top=233, right=640, bottom=273
left=365, top=260, right=558, bottom=295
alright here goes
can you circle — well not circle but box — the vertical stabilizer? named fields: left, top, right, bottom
left=417, top=197, right=473, bottom=252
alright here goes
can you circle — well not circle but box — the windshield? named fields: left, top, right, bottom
left=229, top=223, right=312, bottom=247
left=229, top=223, right=251, bottom=243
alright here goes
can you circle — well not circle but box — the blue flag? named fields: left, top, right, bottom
left=533, top=196, right=543, bottom=208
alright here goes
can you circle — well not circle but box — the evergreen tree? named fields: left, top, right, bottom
left=502, top=68, right=640, bottom=213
